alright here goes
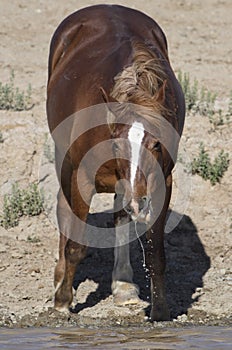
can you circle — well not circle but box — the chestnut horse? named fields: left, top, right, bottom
left=47, top=4, right=185, bottom=321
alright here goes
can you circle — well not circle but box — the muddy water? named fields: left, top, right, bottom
left=0, top=326, right=231, bottom=349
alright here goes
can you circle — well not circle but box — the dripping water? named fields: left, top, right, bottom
left=134, top=222, right=150, bottom=298
left=134, top=221, right=146, bottom=268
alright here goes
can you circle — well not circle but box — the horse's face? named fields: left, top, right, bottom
left=111, top=118, right=166, bottom=224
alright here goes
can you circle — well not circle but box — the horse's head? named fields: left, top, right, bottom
left=106, top=104, right=175, bottom=224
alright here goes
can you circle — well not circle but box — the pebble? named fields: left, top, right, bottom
left=11, top=253, right=23, bottom=259
left=177, top=314, right=188, bottom=322
left=29, top=268, right=40, bottom=276
left=9, top=313, right=17, bottom=324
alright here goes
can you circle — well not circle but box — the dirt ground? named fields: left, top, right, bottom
left=0, top=0, right=231, bottom=328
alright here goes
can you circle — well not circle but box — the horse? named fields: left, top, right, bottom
left=47, top=4, right=185, bottom=321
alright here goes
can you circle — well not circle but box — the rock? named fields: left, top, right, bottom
left=177, top=314, right=188, bottom=322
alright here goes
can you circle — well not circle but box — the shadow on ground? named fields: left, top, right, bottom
left=72, top=210, right=210, bottom=319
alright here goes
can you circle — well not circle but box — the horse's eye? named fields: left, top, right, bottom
left=152, top=141, right=161, bottom=152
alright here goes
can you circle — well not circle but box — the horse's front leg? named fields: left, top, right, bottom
left=112, top=194, right=140, bottom=305
left=54, top=169, right=92, bottom=312
left=54, top=189, right=69, bottom=302
left=145, top=226, right=170, bottom=321
left=146, top=175, right=172, bottom=321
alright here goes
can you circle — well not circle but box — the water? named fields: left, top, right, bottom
left=0, top=326, right=231, bottom=349
left=134, top=222, right=146, bottom=269
left=134, top=222, right=150, bottom=298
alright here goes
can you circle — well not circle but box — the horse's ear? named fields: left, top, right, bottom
left=100, top=87, right=116, bottom=134
left=155, top=79, right=167, bottom=104
left=100, top=87, right=110, bottom=103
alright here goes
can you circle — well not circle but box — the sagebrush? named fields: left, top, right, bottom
left=178, top=71, right=231, bottom=130
left=178, top=70, right=217, bottom=116
left=0, top=183, right=44, bottom=229
left=43, top=133, right=55, bottom=163
left=191, top=144, right=229, bottom=185
left=0, top=70, right=32, bottom=111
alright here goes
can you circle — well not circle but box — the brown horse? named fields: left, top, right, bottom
left=47, top=4, right=185, bottom=321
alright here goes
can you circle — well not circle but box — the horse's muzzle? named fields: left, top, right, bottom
left=124, top=196, right=151, bottom=223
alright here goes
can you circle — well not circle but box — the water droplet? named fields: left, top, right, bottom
left=135, top=222, right=146, bottom=268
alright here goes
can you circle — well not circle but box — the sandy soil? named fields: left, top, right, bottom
left=0, top=0, right=231, bottom=327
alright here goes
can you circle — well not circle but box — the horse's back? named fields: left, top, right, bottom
left=46, top=5, right=171, bottom=129
left=48, top=5, right=168, bottom=79
left=47, top=4, right=185, bottom=138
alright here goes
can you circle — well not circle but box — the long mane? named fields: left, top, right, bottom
left=110, top=41, right=167, bottom=115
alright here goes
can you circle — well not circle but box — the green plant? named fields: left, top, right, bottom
left=210, top=150, right=230, bottom=185
left=27, top=235, right=41, bottom=243
left=0, top=182, right=44, bottom=229
left=43, top=134, right=55, bottom=163
left=208, top=109, right=228, bottom=129
left=226, top=90, right=232, bottom=117
left=191, top=144, right=211, bottom=180
left=177, top=70, right=217, bottom=116
left=178, top=70, right=198, bottom=112
left=191, top=143, right=229, bottom=185
left=198, top=87, right=217, bottom=116
left=0, top=70, right=32, bottom=111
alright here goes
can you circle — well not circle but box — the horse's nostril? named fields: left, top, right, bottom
left=124, top=201, right=133, bottom=215
left=124, top=197, right=150, bottom=216
left=139, top=196, right=149, bottom=211
left=142, top=196, right=148, bottom=203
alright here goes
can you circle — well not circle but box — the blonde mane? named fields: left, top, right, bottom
left=110, top=41, right=167, bottom=114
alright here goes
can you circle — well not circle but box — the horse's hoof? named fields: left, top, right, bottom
left=114, top=293, right=141, bottom=306
left=54, top=304, right=70, bottom=313
left=112, top=281, right=141, bottom=306
left=54, top=289, right=73, bottom=313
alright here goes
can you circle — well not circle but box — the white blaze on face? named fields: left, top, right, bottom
left=128, top=122, right=145, bottom=191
